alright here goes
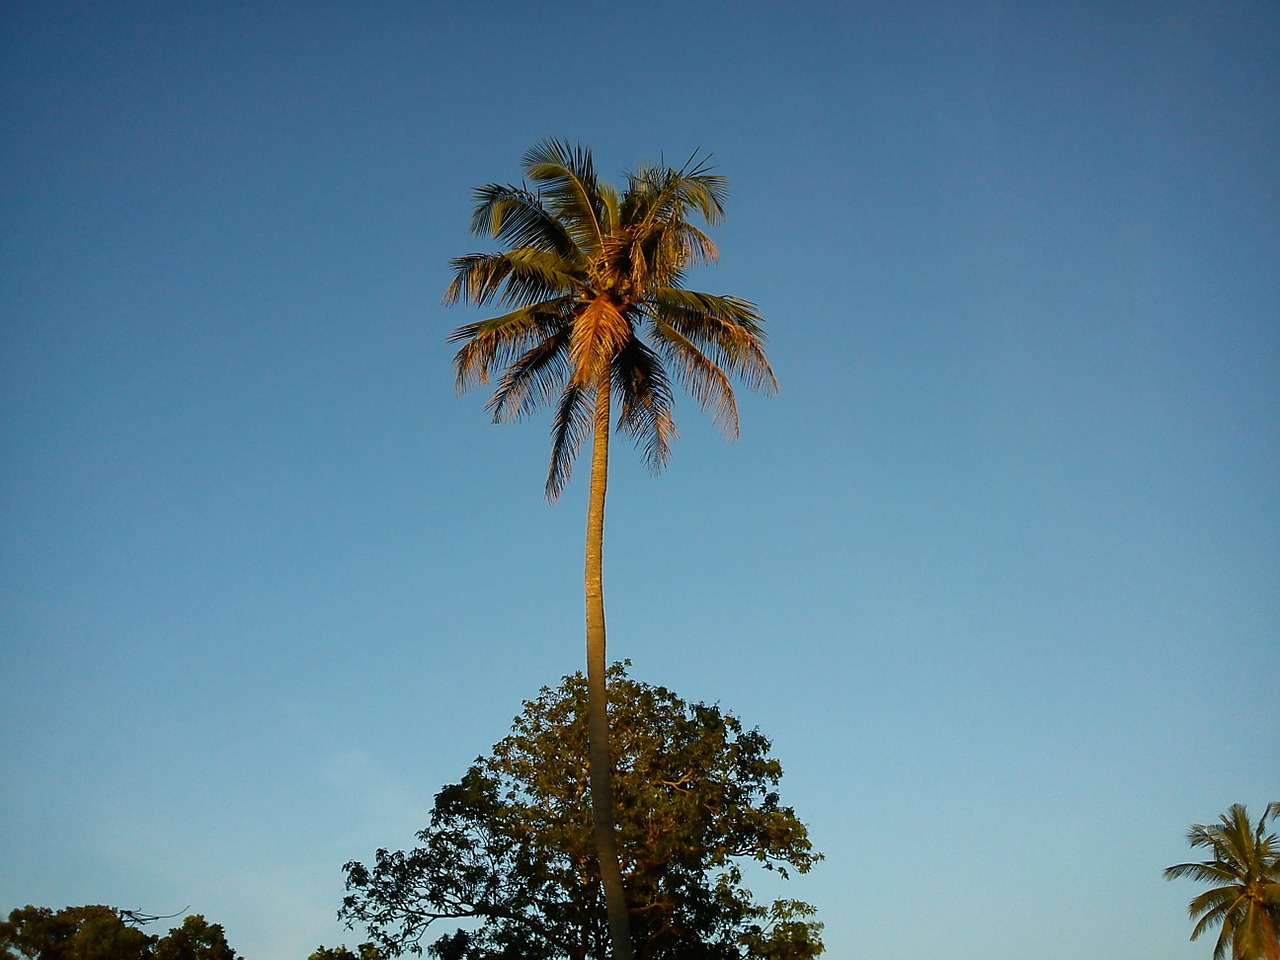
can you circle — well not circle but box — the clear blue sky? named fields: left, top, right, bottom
left=2, top=2, right=1276, bottom=958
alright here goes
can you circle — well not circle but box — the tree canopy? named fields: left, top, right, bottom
left=445, top=138, right=775, bottom=501
left=309, top=947, right=384, bottom=960
left=1, top=907, right=237, bottom=960
left=1165, top=801, right=1280, bottom=960
left=340, top=665, right=822, bottom=960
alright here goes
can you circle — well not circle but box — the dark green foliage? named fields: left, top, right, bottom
left=341, top=666, right=823, bottom=960
left=152, top=917, right=238, bottom=960
left=0, top=908, right=238, bottom=960
left=1, top=906, right=153, bottom=960
left=309, top=947, right=384, bottom=960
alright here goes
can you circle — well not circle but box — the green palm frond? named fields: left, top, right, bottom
left=1168, top=861, right=1256, bottom=885
left=522, top=138, right=606, bottom=255
left=1189, top=886, right=1246, bottom=921
left=500, top=249, right=582, bottom=306
left=469, top=184, right=578, bottom=259
left=612, top=336, right=677, bottom=472
left=648, top=316, right=739, bottom=439
left=1187, top=899, right=1235, bottom=944
left=597, top=179, right=620, bottom=237
left=444, top=252, right=508, bottom=306
left=445, top=250, right=581, bottom=308
left=617, top=222, right=717, bottom=294
left=450, top=302, right=571, bottom=391
left=486, top=330, right=574, bottom=424
left=545, top=384, right=592, bottom=501
left=624, top=155, right=728, bottom=229
left=648, top=289, right=777, bottom=394
left=650, top=287, right=766, bottom=334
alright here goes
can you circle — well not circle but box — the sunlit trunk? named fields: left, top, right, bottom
left=584, top=369, right=633, bottom=960
left=1261, top=907, right=1280, bottom=960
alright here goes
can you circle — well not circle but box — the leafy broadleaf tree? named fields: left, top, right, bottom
left=152, top=916, right=238, bottom=960
left=1165, top=802, right=1280, bottom=960
left=340, top=666, right=822, bottom=960
left=1, top=906, right=153, bottom=960
left=1, top=908, right=238, bottom=960
left=309, top=947, right=384, bottom=960
left=446, top=140, right=776, bottom=960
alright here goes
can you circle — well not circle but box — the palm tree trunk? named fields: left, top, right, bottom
left=584, top=370, right=633, bottom=960
left=1262, top=908, right=1280, bottom=960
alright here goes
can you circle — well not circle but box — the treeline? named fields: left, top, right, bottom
left=5, top=667, right=823, bottom=960
left=0, top=904, right=373, bottom=960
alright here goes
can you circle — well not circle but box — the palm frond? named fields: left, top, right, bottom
left=1184, top=893, right=1245, bottom=960
left=445, top=250, right=582, bottom=308
left=444, top=252, right=511, bottom=307
left=613, top=222, right=718, bottom=296
left=522, top=139, right=605, bottom=254
left=450, top=301, right=571, bottom=391
left=1211, top=921, right=1234, bottom=960
left=1189, top=886, right=1247, bottom=921
left=545, top=384, right=592, bottom=502
left=670, top=221, right=720, bottom=268
left=1166, top=861, right=1251, bottom=885
left=491, top=249, right=582, bottom=306
left=1187, top=896, right=1234, bottom=937
left=648, top=317, right=739, bottom=439
left=647, top=289, right=777, bottom=394
left=469, top=184, right=578, bottom=259
left=485, top=328, right=574, bottom=424
left=624, top=157, right=728, bottom=229
left=612, top=336, right=677, bottom=473
left=597, top=180, right=620, bottom=237
left=649, top=287, right=765, bottom=333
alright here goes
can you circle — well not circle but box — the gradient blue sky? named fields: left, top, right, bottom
left=2, top=2, right=1276, bottom=958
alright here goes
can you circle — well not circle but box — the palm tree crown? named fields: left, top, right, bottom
left=445, top=138, right=776, bottom=498
left=1165, top=801, right=1280, bottom=960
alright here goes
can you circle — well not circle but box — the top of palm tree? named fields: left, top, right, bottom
left=1164, top=801, right=1280, bottom=960
left=445, top=138, right=776, bottom=500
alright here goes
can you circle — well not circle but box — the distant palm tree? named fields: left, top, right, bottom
left=1165, top=801, right=1280, bottom=960
left=446, top=139, right=775, bottom=960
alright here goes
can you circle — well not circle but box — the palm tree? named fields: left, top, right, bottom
left=1165, top=801, right=1280, bottom=960
left=445, top=139, right=775, bottom=960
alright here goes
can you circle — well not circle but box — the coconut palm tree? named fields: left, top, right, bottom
left=445, top=139, right=775, bottom=960
left=1165, top=801, right=1280, bottom=960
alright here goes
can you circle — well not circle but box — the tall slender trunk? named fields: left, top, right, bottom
left=584, top=371, right=633, bottom=960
